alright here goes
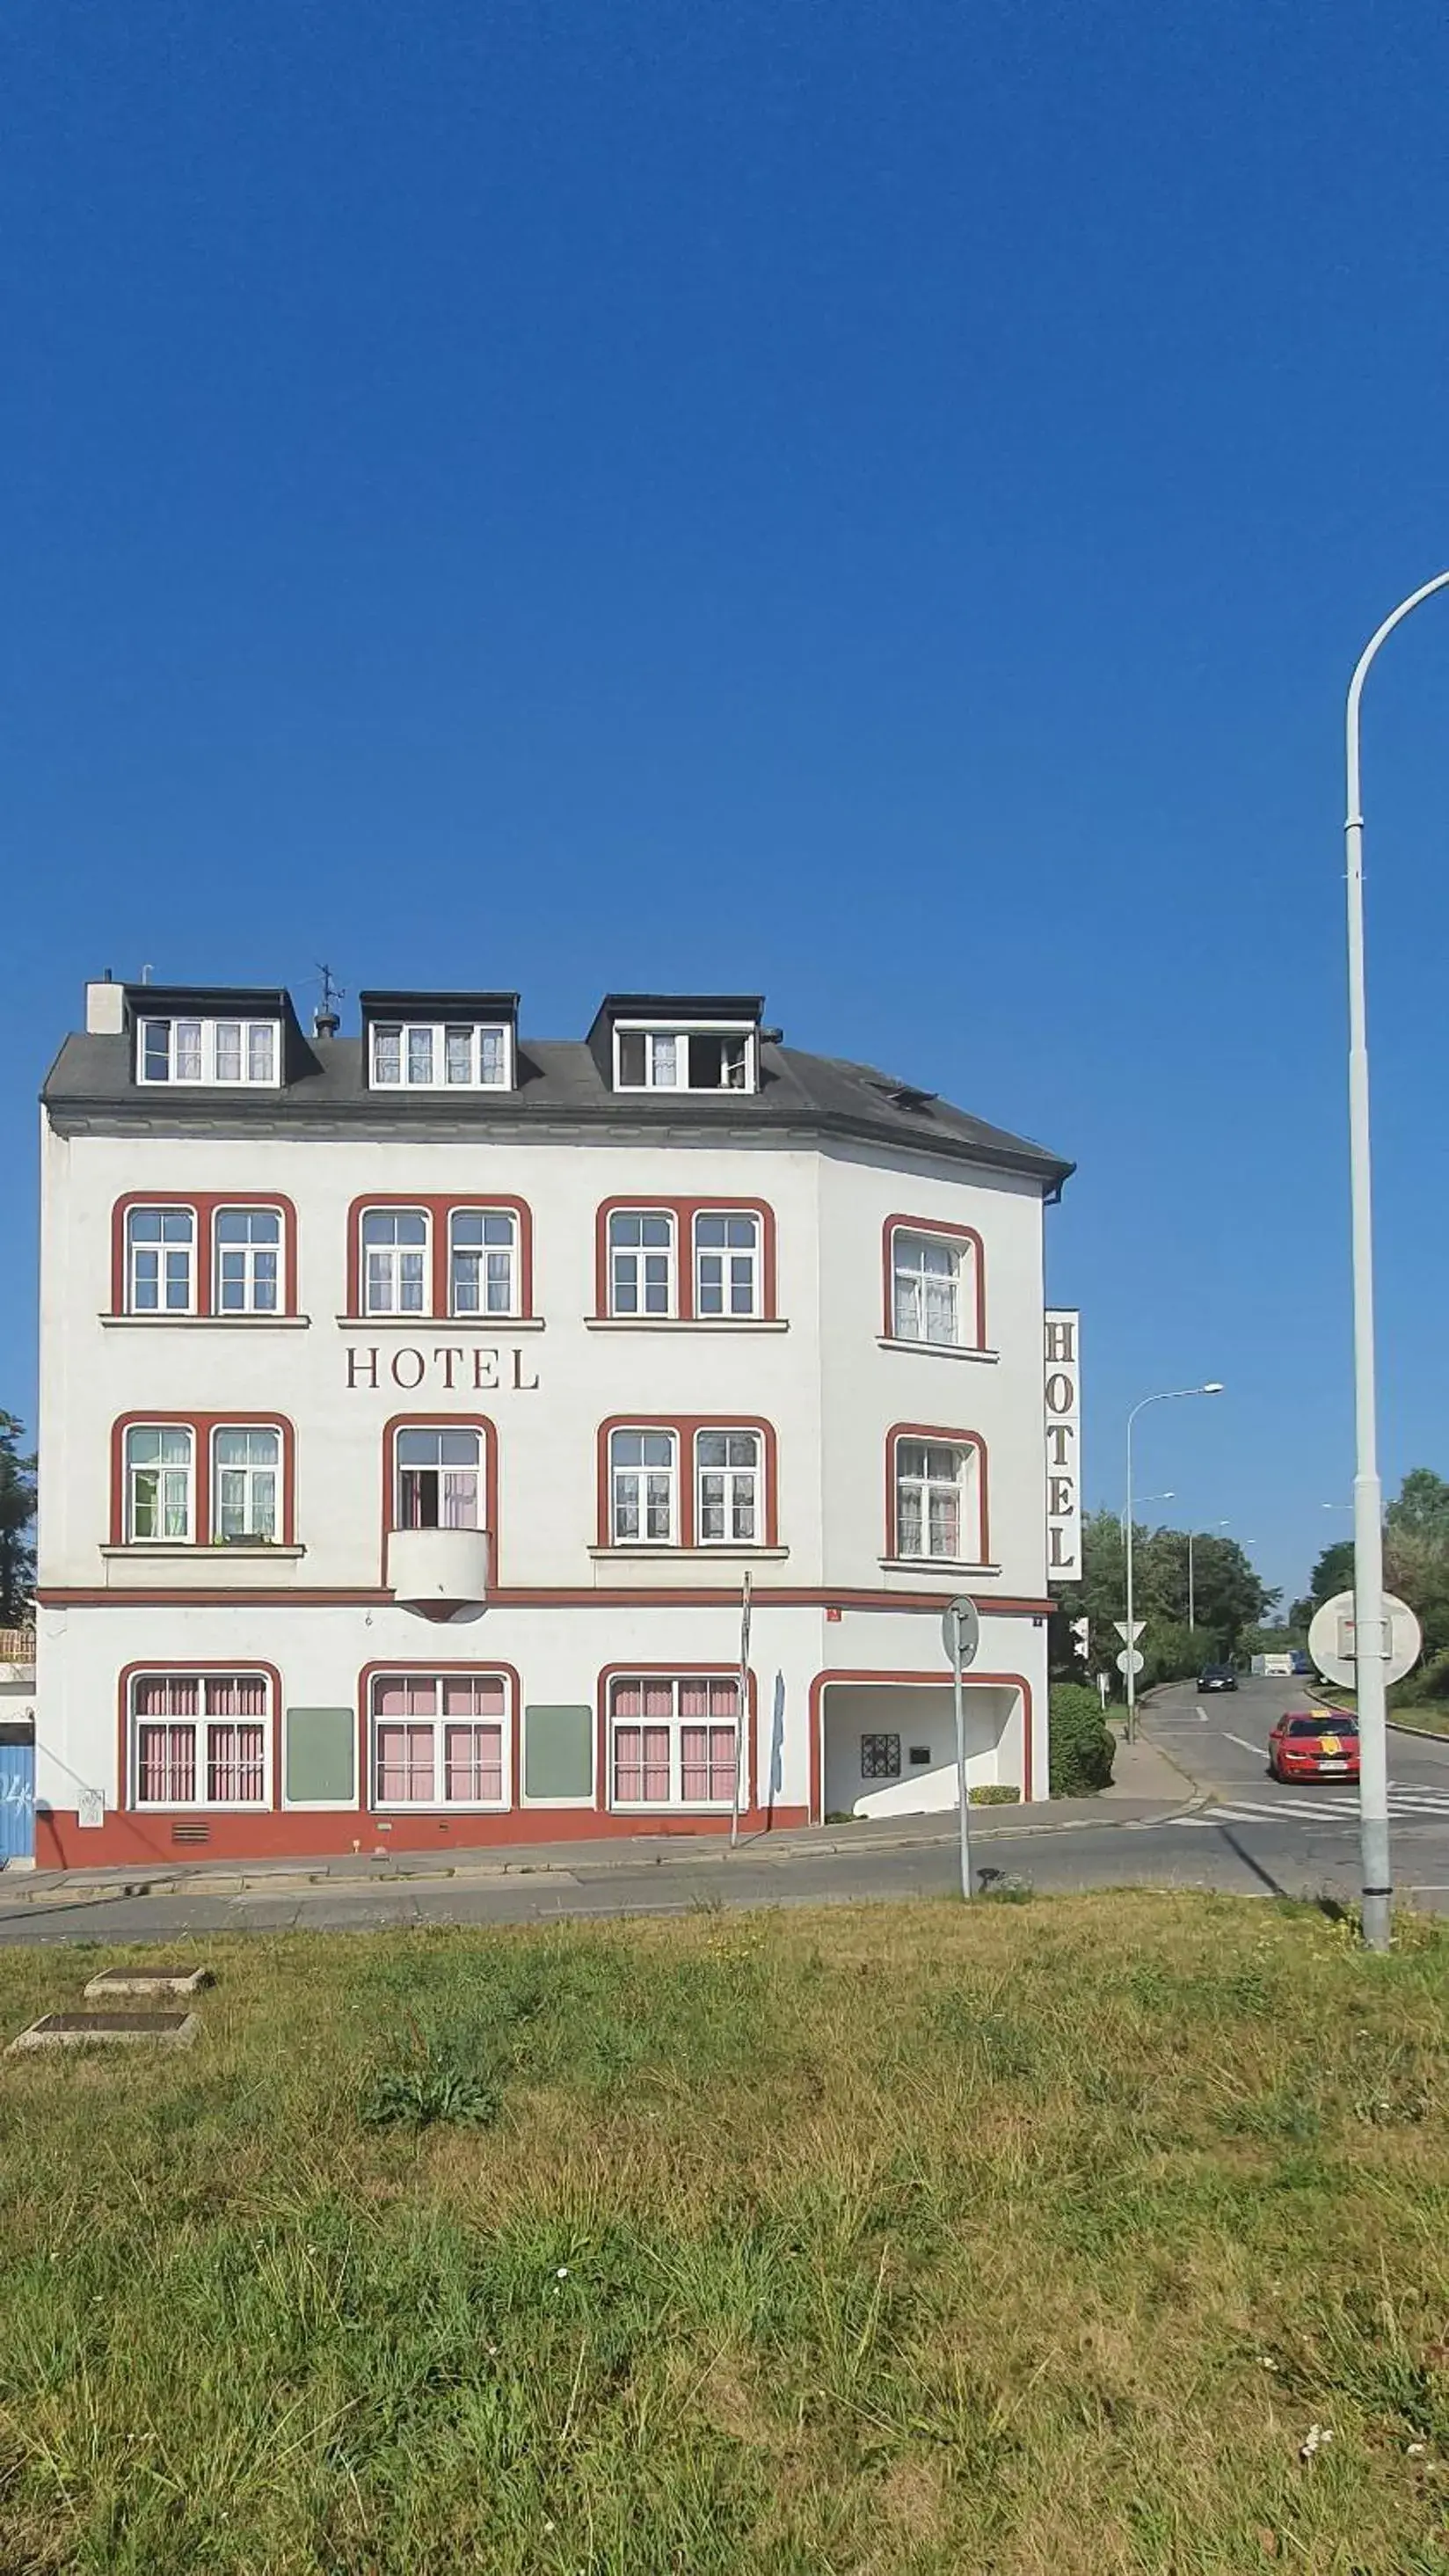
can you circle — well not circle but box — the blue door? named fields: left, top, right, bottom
left=0, top=1737, right=35, bottom=1864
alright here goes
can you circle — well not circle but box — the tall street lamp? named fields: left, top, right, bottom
left=1343, top=571, right=1449, bottom=1951
left=1125, top=1385, right=1224, bottom=1741
left=1187, top=1521, right=1231, bottom=1634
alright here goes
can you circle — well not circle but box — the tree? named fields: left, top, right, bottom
left=1050, top=1507, right=1276, bottom=1690
left=1303, top=1538, right=1354, bottom=1619
left=0, top=1412, right=36, bottom=1626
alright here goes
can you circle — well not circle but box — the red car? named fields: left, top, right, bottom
left=1268, top=1710, right=1360, bottom=1784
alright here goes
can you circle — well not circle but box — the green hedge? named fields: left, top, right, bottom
left=1049, top=1682, right=1115, bottom=1798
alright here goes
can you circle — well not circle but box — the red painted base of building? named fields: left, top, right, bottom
left=34, top=1803, right=811, bottom=1872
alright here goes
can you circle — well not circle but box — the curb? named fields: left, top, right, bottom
left=1305, top=1683, right=1449, bottom=1743
left=0, top=1799, right=1212, bottom=1911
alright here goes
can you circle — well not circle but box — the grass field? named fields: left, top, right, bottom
left=4, top=1894, right=1449, bottom=2573
left=1310, top=1682, right=1449, bottom=1739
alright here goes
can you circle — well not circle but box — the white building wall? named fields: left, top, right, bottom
left=34, top=1094, right=1059, bottom=1859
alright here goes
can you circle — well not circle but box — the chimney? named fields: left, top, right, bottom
left=85, top=973, right=125, bottom=1036
left=313, top=1004, right=340, bottom=1040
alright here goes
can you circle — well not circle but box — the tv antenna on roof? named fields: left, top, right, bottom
left=314, top=960, right=346, bottom=1040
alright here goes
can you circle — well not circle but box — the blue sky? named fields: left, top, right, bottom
left=4, top=0, right=1449, bottom=1606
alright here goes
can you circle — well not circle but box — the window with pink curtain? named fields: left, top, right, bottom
left=614, top=1725, right=672, bottom=1802
left=375, top=1722, right=435, bottom=1803
left=207, top=1725, right=266, bottom=1802
left=610, top=1676, right=740, bottom=1806
left=136, top=1722, right=196, bottom=1803
left=371, top=1673, right=508, bottom=1806
left=132, top=1673, right=268, bottom=1806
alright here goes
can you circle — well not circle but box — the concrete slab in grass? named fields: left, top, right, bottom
left=7, top=2010, right=200, bottom=2053
left=83, top=1965, right=213, bottom=2000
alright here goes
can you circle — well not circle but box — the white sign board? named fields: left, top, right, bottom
left=1307, top=1588, right=1423, bottom=1689
left=941, top=1596, right=980, bottom=1669
left=1116, top=1647, right=1145, bottom=1678
left=1113, top=1619, right=1145, bottom=1644
left=1045, top=1310, right=1082, bottom=1581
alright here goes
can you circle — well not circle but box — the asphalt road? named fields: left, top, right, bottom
left=4, top=1676, right=1446, bottom=1945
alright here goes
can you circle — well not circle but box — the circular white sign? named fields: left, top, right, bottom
left=1307, top=1587, right=1423, bottom=1689
left=941, top=1596, right=980, bottom=1669
left=1116, top=1647, right=1145, bottom=1678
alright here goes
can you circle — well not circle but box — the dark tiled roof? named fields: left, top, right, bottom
left=41, top=1030, right=1073, bottom=1189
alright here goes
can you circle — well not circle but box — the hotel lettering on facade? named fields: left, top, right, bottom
left=33, top=980, right=1075, bottom=1865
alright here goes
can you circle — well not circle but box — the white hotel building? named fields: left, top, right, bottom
left=32, top=979, right=1076, bottom=1869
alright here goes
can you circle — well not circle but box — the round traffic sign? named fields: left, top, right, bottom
left=1116, top=1646, right=1145, bottom=1678
left=941, top=1595, right=980, bottom=1669
left=1307, top=1588, right=1423, bottom=1689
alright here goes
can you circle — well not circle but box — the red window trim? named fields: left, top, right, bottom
left=598, top=1661, right=759, bottom=1813
left=593, top=1197, right=778, bottom=1322
left=881, top=1214, right=987, bottom=1349
left=379, top=1412, right=500, bottom=1584
left=595, top=1414, right=780, bottom=1549
left=111, top=1192, right=300, bottom=1317
left=110, top=1412, right=297, bottom=1547
left=346, top=1195, right=534, bottom=1322
left=885, top=1422, right=990, bottom=1564
left=806, top=1666, right=1034, bottom=1818
left=117, top=1659, right=283, bottom=1813
left=359, top=1659, right=523, bottom=1812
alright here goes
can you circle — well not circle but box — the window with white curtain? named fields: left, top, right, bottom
left=212, top=1426, right=280, bottom=1540
left=695, top=1430, right=761, bottom=1542
left=369, top=1021, right=511, bottom=1089
left=894, top=1439, right=979, bottom=1563
left=138, top=1018, right=279, bottom=1085
left=892, top=1230, right=972, bottom=1346
left=394, top=1427, right=482, bottom=1529
left=448, top=1208, right=518, bottom=1316
left=125, top=1425, right=194, bottom=1541
left=609, top=1428, right=677, bottom=1543
left=613, top=1026, right=754, bottom=1091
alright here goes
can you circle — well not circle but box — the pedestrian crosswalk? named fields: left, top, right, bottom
left=1176, top=1784, right=1449, bottom=1830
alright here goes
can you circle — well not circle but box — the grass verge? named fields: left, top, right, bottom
left=4, top=1894, right=1449, bottom=2572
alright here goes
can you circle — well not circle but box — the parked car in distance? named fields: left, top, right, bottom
left=1198, top=1663, right=1238, bottom=1692
left=1289, top=1649, right=1313, bottom=1676
left=1268, top=1710, right=1360, bottom=1784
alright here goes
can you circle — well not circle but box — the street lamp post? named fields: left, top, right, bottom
left=1125, top=1386, right=1224, bottom=1741
left=1343, top=571, right=1449, bottom=1951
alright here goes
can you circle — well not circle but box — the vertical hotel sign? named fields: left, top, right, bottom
left=1044, top=1310, right=1082, bottom=1580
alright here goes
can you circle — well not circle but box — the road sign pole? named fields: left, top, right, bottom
left=952, top=1620, right=971, bottom=1901
left=941, top=1597, right=979, bottom=1901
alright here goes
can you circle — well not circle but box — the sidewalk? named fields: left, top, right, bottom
left=1102, top=1719, right=1203, bottom=1803
left=0, top=1779, right=1203, bottom=1911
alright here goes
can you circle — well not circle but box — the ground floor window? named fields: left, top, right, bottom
left=130, top=1672, right=270, bottom=1807
left=371, top=1672, right=510, bottom=1808
left=608, top=1675, right=741, bottom=1809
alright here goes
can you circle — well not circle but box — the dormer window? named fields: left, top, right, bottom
left=137, top=1017, right=280, bottom=1086
left=614, top=1025, right=755, bottom=1093
left=369, top=1020, right=512, bottom=1090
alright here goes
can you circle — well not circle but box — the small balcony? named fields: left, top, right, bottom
left=386, top=1528, right=491, bottom=1624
